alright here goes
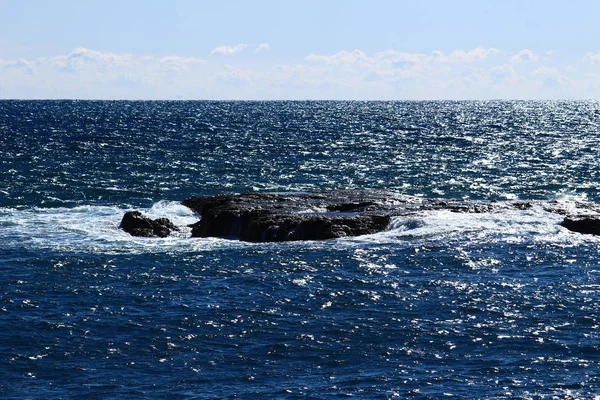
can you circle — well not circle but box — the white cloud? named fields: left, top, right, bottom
left=159, top=56, right=204, bottom=72
left=61, top=47, right=136, bottom=70
left=306, top=49, right=374, bottom=65
left=1, top=46, right=599, bottom=100
left=532, top=66, right=571, bottom=86
left=255, top=43, right=270, bottom=53
left=374, top=49, right=426, bottom=64
left=432, top=47, right=501, bottom=63
left=512, top=49, right=538, bottom=63
left=218, top=64, right=264, bottom=85
left=584, top=52, right=600, bottom=64
left=307, top=47, right=500, bottom=67
left=210, top=43, right=248, bottom=56
left=1, top=58, right=36, bottom=72
left=489, top=64, right=516, bottom=82
left=0, top=48, right=213, bottom=99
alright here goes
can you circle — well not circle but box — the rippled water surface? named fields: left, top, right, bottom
left=2, top=100, right=600, bottom=398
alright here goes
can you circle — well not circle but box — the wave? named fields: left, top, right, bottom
left=345, top=202, right=597, bottom=247
left=387, top=208, right=563, bottom=239
left=0, top=201, right=232, bottom=255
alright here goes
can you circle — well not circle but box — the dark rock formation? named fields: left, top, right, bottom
left=181, top=191, right=549, bottom=242
left=120, top=211, right=178, bottom=238
left=561, top=217, right=600, bottom=235
left=120, top=190, right=600, bottom=242
left=183, top=191, right=398, bottom=242
left=189, top=211, right=390, bottom=242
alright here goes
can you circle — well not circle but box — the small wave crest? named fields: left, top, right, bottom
left=348, top=206, right=585, bottom=245
left=553, top=191, right=589, bottom=203
left=146, top=200, right=199, bottom=230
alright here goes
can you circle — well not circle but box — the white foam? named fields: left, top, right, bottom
left=146, top=200, right=199, bottom=233
left=547, top=192, right=600, bottom=219
left=346, top=205, right=591, bottom=246
left=553, top=191, right=589, bottom=203
left=0, top=202, right=259, bottom=255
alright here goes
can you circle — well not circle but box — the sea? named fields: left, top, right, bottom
left=1, top=100, right=600, bottom=399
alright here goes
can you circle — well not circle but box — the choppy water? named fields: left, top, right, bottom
left=2, top=100, right=600, bottom=398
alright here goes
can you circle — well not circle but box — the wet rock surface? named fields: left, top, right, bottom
left=561, top=217, right=600, bottom=236
left=120, top=211, right=178, bottom=238
left=182, top=191, right=396, bottom=242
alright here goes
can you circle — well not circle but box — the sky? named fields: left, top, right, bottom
left=1, top=0, right=600, bottom=100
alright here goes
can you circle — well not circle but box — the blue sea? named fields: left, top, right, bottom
left=2, top=100, right=600, bottom=399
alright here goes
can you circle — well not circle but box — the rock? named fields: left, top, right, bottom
left=183, top=191, right=400, bottom=242
left=152, top=217, right=179, bottom=238
left=120, top=211, right=178, bottom=238
left=120, top=211, right=154, bottom=237
left=326, top=202, right=377, bottom=212
left=189, top=210, right=390, bottom=242
left=561, top=217, right=600, bottom=235
left=243, top=213, right=390, bottom=242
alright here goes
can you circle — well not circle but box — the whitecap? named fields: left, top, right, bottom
left=0, top=201, right=260, bottom=255
left=344, top=204, right=591, bottom=246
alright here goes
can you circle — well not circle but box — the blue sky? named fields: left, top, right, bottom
left=1, top=0, right=599, bottom=99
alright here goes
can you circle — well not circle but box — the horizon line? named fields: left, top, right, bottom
left=0, top=98, right=597, bottom=102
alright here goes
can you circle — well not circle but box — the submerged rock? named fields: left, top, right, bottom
left=120, top=211, right=178, bottom=238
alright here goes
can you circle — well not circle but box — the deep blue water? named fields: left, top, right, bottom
left=1, top=100, right=600, bottom=398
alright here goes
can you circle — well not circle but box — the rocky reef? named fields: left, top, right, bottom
left=119, top=190, right=600, bottom=242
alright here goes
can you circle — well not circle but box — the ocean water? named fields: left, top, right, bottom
left=1, top=100, right=600, bottom=399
